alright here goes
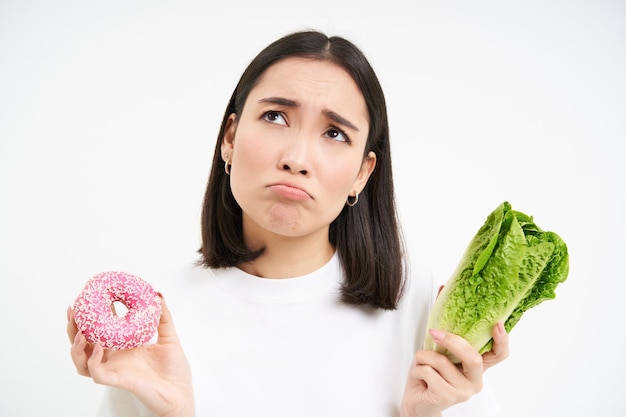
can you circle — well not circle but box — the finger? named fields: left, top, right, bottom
left=66, top=305, right=78, bottom=344
left=412, top=347, right=474, bottom=402
left=492, top=321, right=510, bottom=357
left=155, top=293, right=179, bottom=343
left=70, top=331, right=92, bottom=377
left=412, top=349, right=459, bottom=388
left=414, top=348, right=459, bottom=379
left=428, top=329, right=483, bottom=387
left=482, top=321, right=510, bottom=369
left=410, top=363, right=469, bottom=406
left=410, top=362, right=448, bottom=395
left=87, top=343, right=117, bottom=386
left=410, top=351, right=475, bottom=408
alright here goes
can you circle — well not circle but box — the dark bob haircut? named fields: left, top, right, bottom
left=198, top=30, right=406, bottom=310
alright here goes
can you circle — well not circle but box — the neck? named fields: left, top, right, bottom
left=240, top=228, right=335, bottom=279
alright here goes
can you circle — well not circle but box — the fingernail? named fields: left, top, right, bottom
left=429, top=328, right=445, bottom=342
left=73, top=331, right=81, bottom=345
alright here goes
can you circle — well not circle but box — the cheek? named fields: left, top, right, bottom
left=232, top=131, right=271, bottom=173
left=228, top=132, right=273, bottom=202
left=316, top=167, right=359, bottom=226
left=319, top=160, right=362, bottom=201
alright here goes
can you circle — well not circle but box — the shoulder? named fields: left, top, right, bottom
left=151, top=261, right=223, bottom=321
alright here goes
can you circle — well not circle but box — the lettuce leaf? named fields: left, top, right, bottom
left=423, top=201, right=569, bottom=363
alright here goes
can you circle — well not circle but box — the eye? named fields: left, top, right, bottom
left=262, top=111, right=287, bottom=126
left=324, top=127, right=350, bottom=143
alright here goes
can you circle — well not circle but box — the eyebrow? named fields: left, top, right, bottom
left=258, top=96, right=360, bottom=132
left=258, top=96, right=298, bottom=107
left=322, top=109, right=360, bottom=132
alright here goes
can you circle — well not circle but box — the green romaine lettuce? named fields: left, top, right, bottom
left=423, top=201, right=569, bottom=363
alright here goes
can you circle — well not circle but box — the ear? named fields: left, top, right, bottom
left=220, top=113, right=237, bottom=160
left=352, top=151, right=377, bottom=194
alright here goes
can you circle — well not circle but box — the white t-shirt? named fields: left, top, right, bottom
left=97, top=253, right=499, bottom=417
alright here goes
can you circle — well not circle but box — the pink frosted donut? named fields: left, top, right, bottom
left=73, top=271, right=162, bottom=350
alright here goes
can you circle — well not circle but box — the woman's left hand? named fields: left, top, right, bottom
left=400, top=322, right=509, bottom=417
left=67, top=295, right=195, bottom=417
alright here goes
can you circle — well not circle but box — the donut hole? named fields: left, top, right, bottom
left=111, top=300, right=129, bottom=317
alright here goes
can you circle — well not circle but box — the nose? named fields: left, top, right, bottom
left=278, top=132, right=311, bottom=176
left=281, top=162, right=308, bottom=175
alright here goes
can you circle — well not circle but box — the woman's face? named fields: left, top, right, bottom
left=221, top=57, right=376, bottom=248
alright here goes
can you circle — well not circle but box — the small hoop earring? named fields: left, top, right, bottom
left=346, top=192, right=359, bottom=207
left=224, top=159, right=232, bottom=175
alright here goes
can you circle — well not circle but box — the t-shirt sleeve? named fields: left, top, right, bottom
left=96, top=387, right=153, bottom=417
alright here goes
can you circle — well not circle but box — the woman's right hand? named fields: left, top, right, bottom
left=67, top=295, right=195, bottom=417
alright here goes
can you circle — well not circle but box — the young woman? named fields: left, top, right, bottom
left=68, top=30, right=509, bottom=417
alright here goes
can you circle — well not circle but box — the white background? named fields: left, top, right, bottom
left=1, top=1, right=624, bottom=416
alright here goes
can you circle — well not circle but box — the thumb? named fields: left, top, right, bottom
left=156, top=293, right=179, bottom=344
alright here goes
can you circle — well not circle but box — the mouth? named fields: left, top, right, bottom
left=267, top=183, right=312, bottom=201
